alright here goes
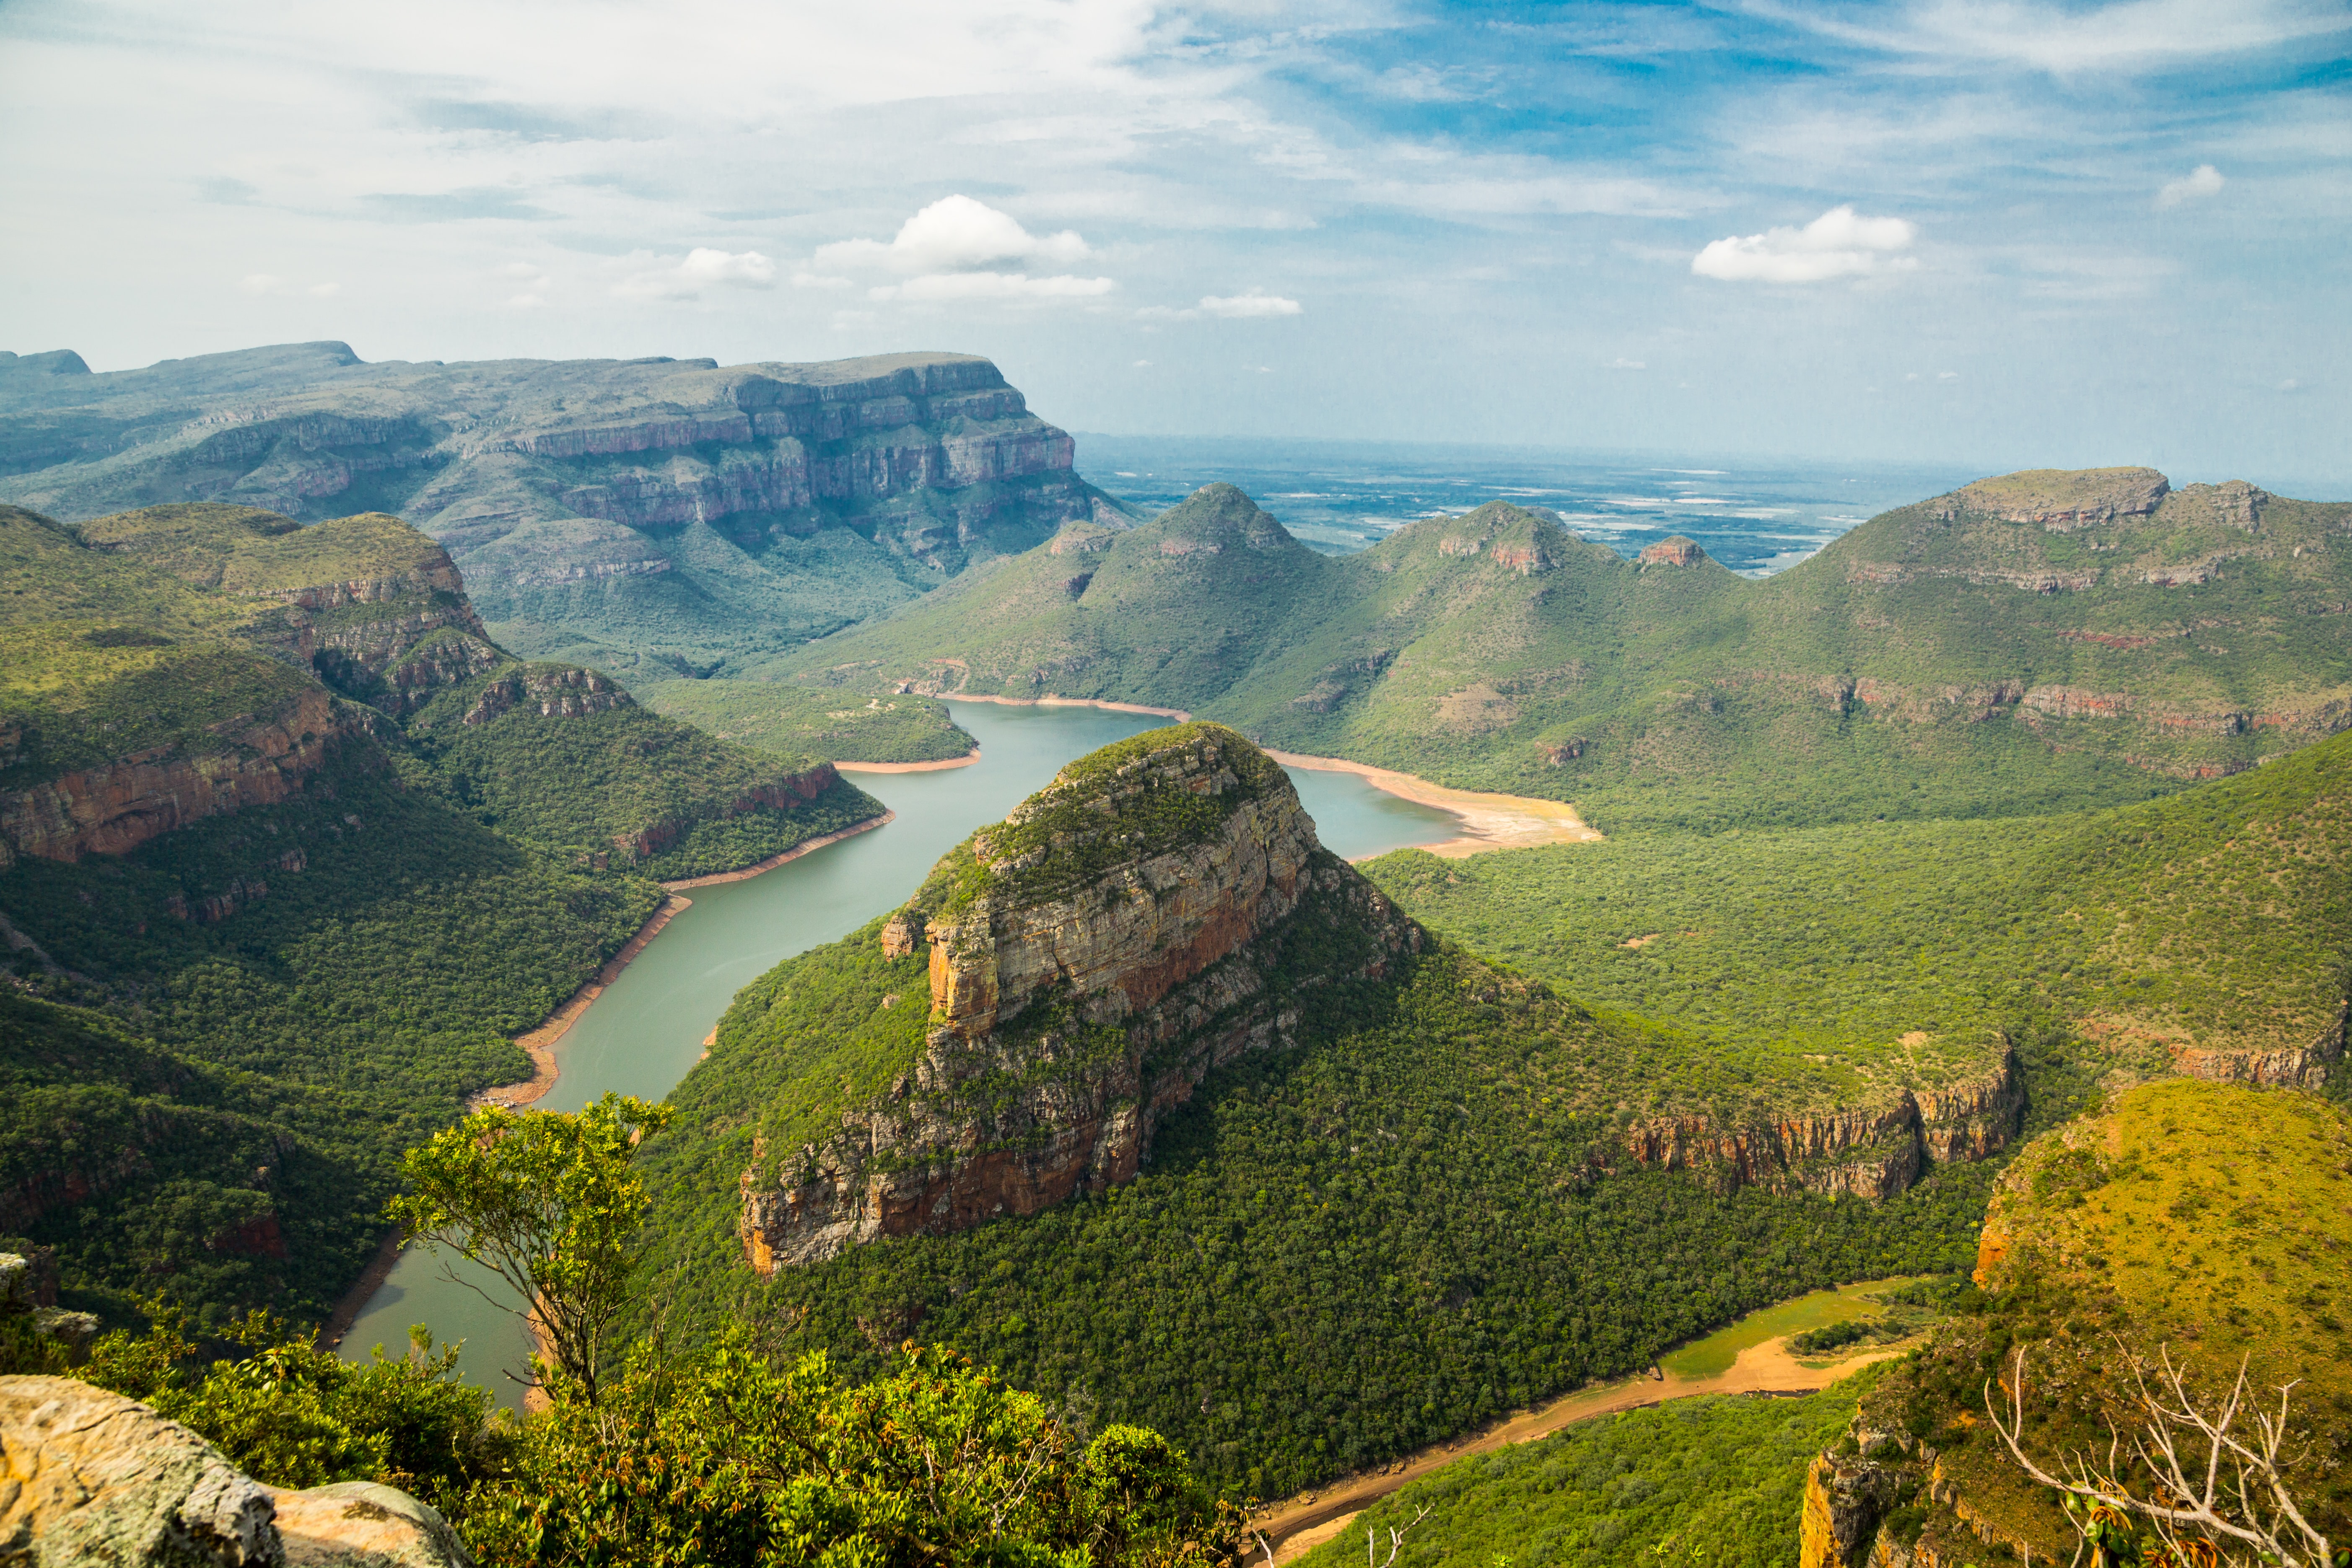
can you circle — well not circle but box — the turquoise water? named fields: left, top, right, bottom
left=340, top=702, right=1458, bottom=1396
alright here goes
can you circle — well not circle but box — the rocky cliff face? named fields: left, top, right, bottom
left=0, top=686, right=373, bottom=864
left=0, top=1376, right=475, bottom=1567
left=738, top=724, right=1421, bottom=1270
left=1614, top=1049, right=2023, bottom=1198
left=0, top=346, right=1137, bottom=667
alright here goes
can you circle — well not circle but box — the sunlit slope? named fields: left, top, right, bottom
left=1372, top=725, right=2352, bottom=1089
left=1860, top=1080, right=2352, bottom=1563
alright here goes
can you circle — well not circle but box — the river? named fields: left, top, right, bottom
left=339, top=701, right=1462, bottom=1396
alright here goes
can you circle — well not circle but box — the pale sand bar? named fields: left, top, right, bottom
left=1263, top=749, right=1601, bottom=858
left=836, top=753, right=979, bottom=773
left=1263, top=1335, right=1911, bottom=1560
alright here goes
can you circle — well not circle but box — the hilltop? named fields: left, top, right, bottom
left=627, top=725, right=2012, bottom=1497
left=778, top=470, right=2352, bottom=830
left=0, top=343, right=1138, bottom=674
left=0, top=498, right=884, bottom=1329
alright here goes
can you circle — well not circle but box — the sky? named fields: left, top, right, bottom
left=3, top=0, right=2347, bottom=489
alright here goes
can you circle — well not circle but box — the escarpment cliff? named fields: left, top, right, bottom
left=1615, top=1049, right=2024, bottom=1198
left=0, top=344, right=1138, bottom=669
left=737, top=723, right=1420, bottom=1270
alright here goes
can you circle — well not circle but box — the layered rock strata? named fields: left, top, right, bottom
left=739, top=724, right=1422, bottom=1270
left=0, top=687, right=371, bottom=863
left=1614, top=1050, right=2024, bottom=1198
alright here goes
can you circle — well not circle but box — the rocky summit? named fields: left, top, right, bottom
left=736, top=722, right=1421, bottom=1268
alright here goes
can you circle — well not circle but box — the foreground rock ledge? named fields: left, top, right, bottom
left=0, top=1375, right=472, bottom=1567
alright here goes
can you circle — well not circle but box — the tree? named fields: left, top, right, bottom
left=1986, top=1343, right=2337, bottom=1568
left=387, top=1092, right=672, bottom=1405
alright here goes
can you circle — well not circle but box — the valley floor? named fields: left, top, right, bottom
left=1258, top=1283, right=1925, bottom=1557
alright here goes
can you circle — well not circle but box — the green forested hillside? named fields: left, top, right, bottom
left=775, top=472, right=2352, bottom=832
left=630, top=914, right=1999, bottom=1501
left=1369, top=728, right=2352, bottom=1090
left=0, top=499, right=884, bottom=1329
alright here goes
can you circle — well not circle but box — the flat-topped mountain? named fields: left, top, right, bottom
left=785, top=468, right=2352, bottom=831
left=0, top=343, right=1136, bottom=673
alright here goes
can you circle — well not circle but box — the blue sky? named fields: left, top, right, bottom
left=3, top=0, right=2347, bottom=489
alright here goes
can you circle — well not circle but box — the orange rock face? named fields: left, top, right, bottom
left=0, top=687, right=366, bottom=864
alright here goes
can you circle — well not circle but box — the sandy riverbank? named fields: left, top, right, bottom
left=319, top=1228, right=407, bottom=1352
left=944, top=693, right=1195, bottom=721
left=659, top=810, right=894, bottom=889
left=836, top=753, right=978, bottom=773
left=1263, top=750, right=1601, bottom=858
left=1261, top=1335, right=1911, bottom=1560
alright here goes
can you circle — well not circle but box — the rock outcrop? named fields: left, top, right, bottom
left=0, top=1375, right=473, bottom=1567
left=0, top=686, right=372, bottom=863
left=739, top=724, right=1422, bottom=1270
left=1615, top=1049, right=2024, bottom=1198
left=1801, top=1452, right=1902, bottom=1568
left=1638, top=536, right=1708, bottom=567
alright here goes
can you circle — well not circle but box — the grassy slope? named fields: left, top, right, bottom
left=1862, top=1080, right=2352, bottom=1560
left=633, top=677, right=973, bottom=765
left=1367, top=728, right=2352, bottom=1092
left=775, top=477, right=2352, bottom=832
left=1297, top=1373, right=1886, bottom=1568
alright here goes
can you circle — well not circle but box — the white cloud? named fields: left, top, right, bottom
left=869, top=270, right=1114, bottom=302
left=791, top=272, right=852, bottom=290
left=1610, top=357, right=1647, bottom=371
left=241, top=273, right=283, bottom=295
left=1761, top=0, right=2350, bottom=75
left=2157, top=163, right=2226, bottom=207
left=1691, top=205, right=1919, bottom=284
left=307, top=282, right=340, bottom=297
left=1133, top=358, right=1152, bottom=367
left=1199, top=290, right=1304, bottom=318
left=614, top=247, right=774, bottom=300
left=817, top=194, right=1090, bottom=275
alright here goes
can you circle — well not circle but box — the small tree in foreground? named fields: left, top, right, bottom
left=388, top=1091, right=671, bottom=1405
left=1987, top=1343, right=2338, bottom=1568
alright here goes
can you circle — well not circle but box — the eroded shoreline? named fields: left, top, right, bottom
left=1263, top=750, right=1599, bottom=857
left=836, top=754, right=979, bottom=773
left=475, top=810, right=895, bottom=1110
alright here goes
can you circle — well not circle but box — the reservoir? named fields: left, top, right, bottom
left=340, top=701, right=1460, bottom=1395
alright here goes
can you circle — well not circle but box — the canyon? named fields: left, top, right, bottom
left=0, top=344, right=1137, bottom=671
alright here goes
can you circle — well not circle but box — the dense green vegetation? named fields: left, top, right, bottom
left=402, top=679, right=883, bottom=880
left=1369, top=727, right=2352, bottom=1088
left=634, top=922, right=2001, bottom=1500
left=635, top=675, right=974, bottom=764
left=0, top=754, right=666, bottom=1325
left=1296, top=1373, right=1884, bottom=1568
left=778, top=475, right=2352, bottom=832
left=0, top=499, right=887, bottom=1330
left=5, top=1096, right=1246, bottom=1568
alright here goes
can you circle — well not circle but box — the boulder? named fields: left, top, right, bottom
left=0, top=1376, right=473, bottom=1567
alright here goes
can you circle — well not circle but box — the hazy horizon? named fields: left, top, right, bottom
left=5, top=1, right=2346, bottom=490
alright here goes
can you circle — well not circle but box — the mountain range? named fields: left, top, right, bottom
left=0, top=343, right=1136, bottom=676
